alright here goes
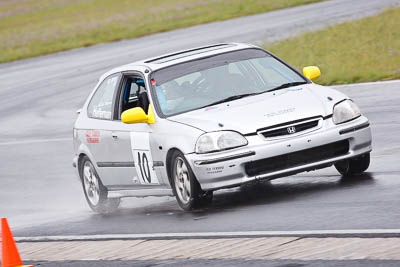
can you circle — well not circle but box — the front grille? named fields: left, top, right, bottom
left=245, top=140, right=349, bottom=176
left=258, top=118, right=320, bottom=139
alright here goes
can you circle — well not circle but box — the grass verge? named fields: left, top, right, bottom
left=265, top=8, right=400, bottom=85
left=0, top=0, right=323, bottom=64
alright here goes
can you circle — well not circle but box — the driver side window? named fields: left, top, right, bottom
left=119, top=76, right=150, bottom=118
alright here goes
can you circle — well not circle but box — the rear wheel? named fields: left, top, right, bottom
left=80, top=156, right=120, bottom=213
left=170, top=151, right=207, bottom=211
left=335, top=153, right=370, bottom=177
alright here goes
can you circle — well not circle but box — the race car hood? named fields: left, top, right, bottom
left=168, top=84, right=348, bottom=134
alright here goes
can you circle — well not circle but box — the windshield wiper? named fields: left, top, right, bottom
left=202, top=93, right=257, bottom=108
left=267, top=81, right=307, bottom=92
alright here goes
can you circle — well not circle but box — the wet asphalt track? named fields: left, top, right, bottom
left=0, top=0, right=399, bottom=237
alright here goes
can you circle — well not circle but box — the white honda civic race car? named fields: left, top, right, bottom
left=72, top=43, right=372, bottom=212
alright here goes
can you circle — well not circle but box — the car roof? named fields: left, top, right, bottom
left=100, top=43, right=258, bottom=80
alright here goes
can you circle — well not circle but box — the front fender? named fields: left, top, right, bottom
left=149, top=119, right=204, bottom=187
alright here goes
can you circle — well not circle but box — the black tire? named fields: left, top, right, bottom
left=334, top=153, right=370, bottom=177
left=79, top=156, right=120, bottom=213
left=169, top=150, right=202, bottom=211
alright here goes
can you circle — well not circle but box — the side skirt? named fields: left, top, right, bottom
left=107, top=187, right=173, bottom=198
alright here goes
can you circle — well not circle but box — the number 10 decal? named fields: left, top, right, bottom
left=130, top=132, right=159, bottom=185
left=137, top=151, right=151, bottom=183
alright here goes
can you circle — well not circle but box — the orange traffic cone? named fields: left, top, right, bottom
left=1, top=218, right=33, bottom=267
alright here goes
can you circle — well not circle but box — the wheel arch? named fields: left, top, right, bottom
left=165, top=147, right=203, bottom=193
left=75, top=143, right=99, bottom=182
left=76, top=141, right=96, bottom=165
left=77, top=153, right=88, bottom=179
left=165, top=147, right=182, bottom=189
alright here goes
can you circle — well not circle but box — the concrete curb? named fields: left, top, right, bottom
left=14, top=236, right=400, bottom=261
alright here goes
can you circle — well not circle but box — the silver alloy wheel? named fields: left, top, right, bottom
left=83, top=161, right=100, bottom=206
left=174, top=157, right=191, bottom=205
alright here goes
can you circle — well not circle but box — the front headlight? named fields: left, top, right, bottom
left=195, top=131, right=248, bottom=154
left=333, top=99, right=361, bottom=124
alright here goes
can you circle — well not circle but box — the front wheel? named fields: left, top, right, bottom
left=335, top=153, right=370, bottom=177
left=170, top=151, right=203, bottom=211
left=80, top=156, right=120, bottom=213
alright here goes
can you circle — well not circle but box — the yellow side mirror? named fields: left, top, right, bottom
left=303, top=66, right=321, bottom=81
left=121, top=105, right=155, bottom=124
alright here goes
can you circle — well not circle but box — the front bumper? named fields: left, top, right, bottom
left=186, top=116, right=372, bottom=191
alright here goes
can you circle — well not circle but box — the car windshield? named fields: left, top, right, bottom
left=151, top=49, right=307, bottom=116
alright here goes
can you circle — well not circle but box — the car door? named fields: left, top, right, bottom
left=103, top=74, right=162, bottom=188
